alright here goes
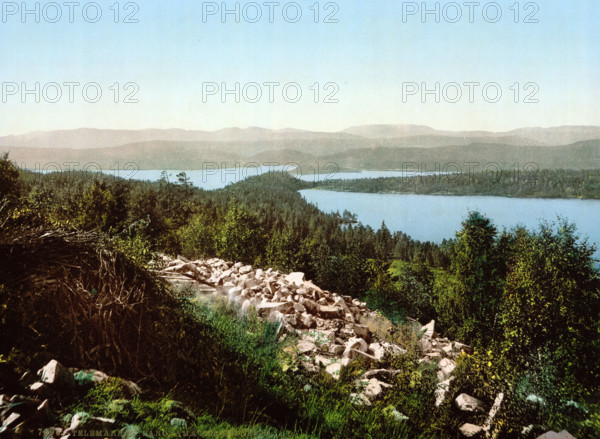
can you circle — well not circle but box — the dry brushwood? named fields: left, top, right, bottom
left=0, top=226, right=186, bottom=385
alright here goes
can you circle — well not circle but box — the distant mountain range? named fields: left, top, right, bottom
left=2, top=125, right=600, bottom=171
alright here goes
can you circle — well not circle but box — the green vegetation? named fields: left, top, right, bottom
left=313, top=169, right=600, bottom=199
left=1, top=154, right=599, bottom=437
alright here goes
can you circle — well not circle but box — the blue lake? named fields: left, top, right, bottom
left=299, top=189, right=600, bottom=256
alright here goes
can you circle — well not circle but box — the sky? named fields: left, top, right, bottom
left=0, top=0, right=599, bottom=135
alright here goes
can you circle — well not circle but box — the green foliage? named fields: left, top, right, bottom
left=178, top=213, right=218, bottom=259
left=436, top=211, right=504, bottom=346
left=218, top=200, right=262, bottom=263
left=314, top=169, right=600, bottom=199
left=0, top=153, right=21, bottom=201
left=501, top=220, right=600, bottom=388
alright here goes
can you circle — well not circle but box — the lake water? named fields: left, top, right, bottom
left=299, top=189, right=600, bottom=256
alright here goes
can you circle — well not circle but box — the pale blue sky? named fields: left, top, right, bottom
left=0, top=0, right=598, bottom=134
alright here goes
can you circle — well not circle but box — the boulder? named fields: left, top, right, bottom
left=29, top=381, right=52, bottom=397
left=37, top=360, right=75, bottom=388
left=328, top=344, right=345, bottom=356
left=301, top=298, right=318, bottom=314
left=297, top=339, right=317, bottom=355
left=435, top=377, right=454, bottom=407
left=368, top=343, right=386, bottom=361
left=343, top=337, right=369, bottom=360
left=356, top=378, right=392, bottom=400
left=352, top=323, right=371, bottom=342
left=257, top=302, right=294, bottom=318
left=349, top=393, right=371, bottom=406
left=285, top=272, right=306, bottom=287
left=317, top=305, right=343, bottom=319
left=536, top=431, right=576, bottom=439
left=422, top=320, right=435, bottom=338
left=299, top=313, right=316, bottom=329
left=483, top=393, right=504, bottom=432
left=437, top=358, right=456, bottom=381
left=455, top=394, right=486, bottom=413
left=294, top=303, right=306, bottom=314
left=325, top=362, right=342, bottom=379
left=459, top=423, right=483, bottom=438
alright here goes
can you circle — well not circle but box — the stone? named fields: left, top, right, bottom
left=356, top=378, right=392, bottom=400
left=37, top=399, right=51, bottom=418
left=325, top=361, right=342, bottom=379
left=421, top=320, right=435, bottom=338
left=349, top=393, right=371, bottom=406
left=459, top=423, right=484, bottom=437
left=299, top=313, right=316, bottom=329
left=301, top=298, right=318, bottom=314
left=29, top=381, right=52, bottom=397
left=239, top=265, right=252, bottom=275
left=285, top=272, right=306, bottom=287
left=368, top=343, right=386, bottom=361
left=333, top=297, right=351, bottom=314
left=382, top=342, right=407, bottom=356
left=257, top=302, right=294, bottom=318
left=297, top=339, right=317, bottom=355
left=483, top=393, right=504, bottom=432
left=352, top=323, right=371, bottom=342
left=294, top=302, right=306, bottom=313
left=455, top=393, right=486, bottom=413
left=0, top=412, right=21, bottom=434
left=317, top=305, right=343, bottom=319
left=437, top=358, right=456, bottom=381
left=37, top=360, right=75, bottom=388
left=536, top=431, right=576, bottom=439
left=435, top=378, right=454, bottom=407
left=328, top=344, right=345, bottom=356
left=343, top=337, right=369, bottom=360
left=362, top=369, right=401, bottom=383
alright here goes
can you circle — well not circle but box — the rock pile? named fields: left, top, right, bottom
left=0, top=359, right=140, bottom=438
left=158, top=256, right=473, bottom=410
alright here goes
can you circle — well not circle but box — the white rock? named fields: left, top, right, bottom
left=368, top=343, right=385, bottom=361
left=349, top=393, right=371, bottom=406
left=459, top=423, right=483, bottom=437
left=422, top=320, right=435, bottom=338
left=438, top=358, right=456, bottom=381
left=356, top=378, right=392, bottom=400
left=325, top=361, right=342, bottom=379
left=37, top=360, right=75, bottom=387
left=536, top=431, right=577, bottom=439
left=455, top=394, right=486, bottom=413
left=285, top=272, right=306, bottom=287
left=435, top=377, right=454, bottom=407
left=343, top=337, right=369, bottom=360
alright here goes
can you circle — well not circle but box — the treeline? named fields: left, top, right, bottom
left=3, top=157, right=450, bottom=298
left=314, top=169, right=600, bottom=199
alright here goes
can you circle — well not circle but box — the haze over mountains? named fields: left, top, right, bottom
left=2, top=125, right=600, bottom=171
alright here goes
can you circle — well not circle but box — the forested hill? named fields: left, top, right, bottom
left=4, top=138, right=600, bottom=172
left=312, top=169, right=600, bottom=199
